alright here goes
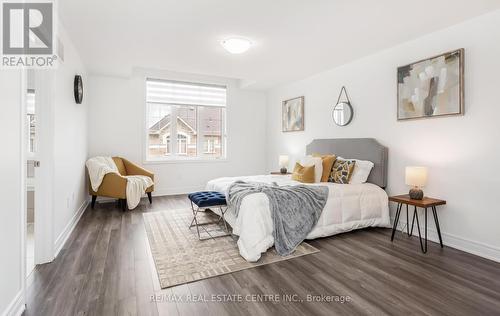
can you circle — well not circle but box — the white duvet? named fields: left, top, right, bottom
left=206, top=175, right=390, bottom=262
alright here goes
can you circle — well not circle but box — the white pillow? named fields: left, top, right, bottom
left=299, top=156, right=323, bottom=183
left=338, top=157, right=374, bottom=184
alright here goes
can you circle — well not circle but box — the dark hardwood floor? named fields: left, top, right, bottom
left=24, top=195, right=500, bottom=316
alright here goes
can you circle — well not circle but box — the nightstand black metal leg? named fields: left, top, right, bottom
left=432, top=206, right=444, bottom=247
left=406, top=204, right=409, bottom=235
left=410, top=205, right=416, bottom=237
left=391, top=203, right=402, bottom=241
left=424, top=207, right=428, bottom=253
left=413, top=207, right=426, bottom=253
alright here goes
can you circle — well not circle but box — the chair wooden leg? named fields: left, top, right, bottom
left=120, top=199, right=127, bottom=212
left=147, top=192, right=152, bottom=204
left=91, top=195, right=97, bottom=209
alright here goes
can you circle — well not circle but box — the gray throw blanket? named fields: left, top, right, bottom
left=227, top=181, right=328, bottom=256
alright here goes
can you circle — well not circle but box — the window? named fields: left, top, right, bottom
left=204, top=138, right=215, bottom=154
left=146, top=79, right=226, bottom=161
left=203, top=136, right=221, bottom=154
left=177, top=133, right=188, bottom=155
left=27, top=89, right=36, bottom=153
left=161, top=134, right=171, bottom=155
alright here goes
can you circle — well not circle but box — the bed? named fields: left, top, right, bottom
left=206, top=138, right=390, bottom=262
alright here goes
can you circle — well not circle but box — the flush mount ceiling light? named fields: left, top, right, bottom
left=220, top=37, right=252, bottom=54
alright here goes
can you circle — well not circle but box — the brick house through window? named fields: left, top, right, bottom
left=146, top=79, right=226, bottom=160
left=148, top=107, right=224, bottom=158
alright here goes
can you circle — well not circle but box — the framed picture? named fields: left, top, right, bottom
left=282, top=96, right=304, bottom=132
left=397, top=48, right=464, bottom=120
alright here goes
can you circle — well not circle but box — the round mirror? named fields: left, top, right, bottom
left=332, top=102, right=353, bottom=126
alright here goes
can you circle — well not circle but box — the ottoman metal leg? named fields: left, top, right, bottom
left=219, top=206, right=229, bottom=234
left=189, top=202, right=230, bottom=240
left=189, top=201, right=202, bottom=239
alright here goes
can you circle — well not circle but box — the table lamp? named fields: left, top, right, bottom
left=405, top=166, right=428, bottom=200
left=279, top=155, right=289, bottom=174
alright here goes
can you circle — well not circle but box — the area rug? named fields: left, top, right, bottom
left=143, top=208, right=319, bottom=289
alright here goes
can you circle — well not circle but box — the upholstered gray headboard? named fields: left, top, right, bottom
left=306, top=138, right=388, bottom=188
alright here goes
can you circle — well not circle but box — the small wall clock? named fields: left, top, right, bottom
left=74, top=75, right=83, bottom=104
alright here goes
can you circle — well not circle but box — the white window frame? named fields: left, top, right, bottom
left=144, top=78, right=228, bottom=163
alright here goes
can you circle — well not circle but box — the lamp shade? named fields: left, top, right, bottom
left=279, top=155, right=289, bottom=168
left=405, top=166, right=428, bottom=187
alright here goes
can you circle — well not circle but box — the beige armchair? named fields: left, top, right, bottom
left=88, top=157, right=154, bottom=210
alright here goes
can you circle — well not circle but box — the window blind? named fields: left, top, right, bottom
left=146, top=78, right=226, bottom=107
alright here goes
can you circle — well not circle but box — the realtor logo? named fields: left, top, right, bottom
left=2, top=1, right=56, bottom=68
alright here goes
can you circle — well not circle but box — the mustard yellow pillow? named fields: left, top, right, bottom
left=328, top=159, right=356, bottom=184
left=312, top=154, right=337, bottom=182
left=291, top=162, right=315, bottom=183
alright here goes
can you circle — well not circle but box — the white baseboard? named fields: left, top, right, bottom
left=95, top=185, right=203, bottom=205
left=152, top=185, right=205, bottom=197
left=1, top=290, right=25, bottom=316
left=53, top=199, right=89, bottom=258
left=392, top=216, right=500, bottom=263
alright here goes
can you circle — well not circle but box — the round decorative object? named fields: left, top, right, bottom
left=409, top=188, right=424, bottom=200
left=74, top=75, right=83, bottom=104
left=332, top=86, right=354, bottom=126
left=332, top=101, right=353, bottom=126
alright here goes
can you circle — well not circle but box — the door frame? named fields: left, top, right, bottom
left=21, top=69, right=56, bottom=291
left=20, top=69, right=28, bottom=306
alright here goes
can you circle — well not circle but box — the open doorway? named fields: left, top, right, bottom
left=26, top=71, right=37, bottom=276
left=23, top=69, right=55, bottom=280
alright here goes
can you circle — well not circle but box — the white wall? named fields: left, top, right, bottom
left=51, top=25, right=89, bottom=252
left=87, top=70, right=267, bottom=195
left=266, top=11, right=500, bottom=260
left=0, top=70, right=24, bottom=315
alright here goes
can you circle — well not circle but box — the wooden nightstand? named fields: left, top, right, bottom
left=389, top=194, right=446, bottom=253
left=270, top=172, right=292, bottom=175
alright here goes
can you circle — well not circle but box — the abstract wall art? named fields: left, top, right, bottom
left=397, top=49, right=464, bottom=120
left=282, top=96, right=304, bottom=132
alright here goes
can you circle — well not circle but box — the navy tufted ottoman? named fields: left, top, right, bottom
left=188, top=191, right=230, bottom=240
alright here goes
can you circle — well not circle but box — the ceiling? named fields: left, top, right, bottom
left=59, top=0, right=500, bottom=90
